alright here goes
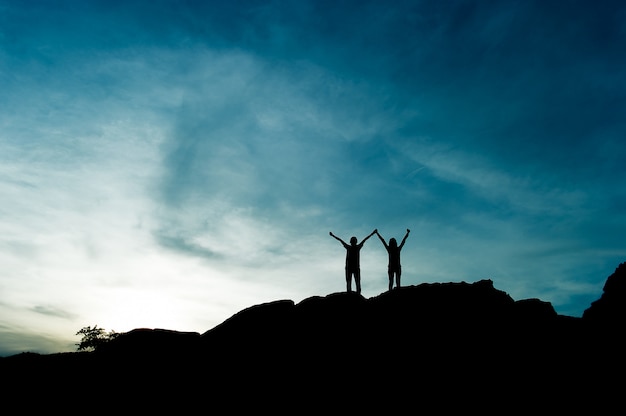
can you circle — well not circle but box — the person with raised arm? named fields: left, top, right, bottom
left=329, top=229, right=377, bottom=294
left=376, top=229, right=410, bottom=291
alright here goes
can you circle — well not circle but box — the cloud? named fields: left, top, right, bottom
left=153, top=232, right=222, bottom=261
left=0, top=324, right=76, bottom=356
left=153, top=49, right=403, bottom=235
left=399, top=139, right=590, bottom=218
left=31, top=305, right=77, bottom=320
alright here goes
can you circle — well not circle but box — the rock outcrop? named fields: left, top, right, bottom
left=2, top=274, right=625, bottom=412
left=583, top=262, right=626, bottom=324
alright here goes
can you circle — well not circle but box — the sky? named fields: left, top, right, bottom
left=1, top=0, right=625, bottom=356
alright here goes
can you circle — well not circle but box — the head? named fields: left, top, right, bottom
left=390, top=238, right=397, bottom=248
left=350, top=236, right=358, bottom=245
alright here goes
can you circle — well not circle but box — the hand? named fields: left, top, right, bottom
left=329, top=231, right=334, bottom=237
left=407, top=229, right=411, bottom=233
left=373, top=229, right=378, bottom=234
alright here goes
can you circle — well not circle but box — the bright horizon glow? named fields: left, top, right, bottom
left=1, top=0, right=625, bottom=356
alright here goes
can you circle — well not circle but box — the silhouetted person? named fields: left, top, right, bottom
left=376, top=229, right=410, bottom=290
left=329, top=229, right=377, bottom=294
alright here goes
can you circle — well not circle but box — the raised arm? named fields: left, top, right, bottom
left=375, top=229, right=388, bottom=248
left=361, top=229, right=377, bottom=245
left=329, top=231, right=348, bottom=247
left=399, top=228, right=410, bottom=249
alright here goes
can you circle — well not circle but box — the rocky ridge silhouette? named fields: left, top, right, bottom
left=2, top=263, right=625, bottom=411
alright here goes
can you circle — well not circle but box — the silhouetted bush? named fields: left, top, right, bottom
left=75, top=325, right=119, bottom=352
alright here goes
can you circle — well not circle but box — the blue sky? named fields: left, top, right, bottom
left=1, top=0, right=625, bottom=356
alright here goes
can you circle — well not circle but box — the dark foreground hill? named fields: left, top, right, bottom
left=3, top=263, right=626, bottom=411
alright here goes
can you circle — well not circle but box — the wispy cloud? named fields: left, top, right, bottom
left=31, top=305, right=77, bottom=320
left=400, top=140, right=590, bottom=217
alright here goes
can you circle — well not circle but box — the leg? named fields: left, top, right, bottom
left=345, top=268, right=352, bottom=292
left=355, top=269, right=361, bottom=294
left=388, top=269, right=394, bottom=291
left=396, top=267, right=402, bottom=288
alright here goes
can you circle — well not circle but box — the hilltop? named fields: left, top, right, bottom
left=2, top=263, right=626, bottom=411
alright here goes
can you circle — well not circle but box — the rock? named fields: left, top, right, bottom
left=583, top=262, right=626, bottom=325
left=3, top=266, right=626, bottom=411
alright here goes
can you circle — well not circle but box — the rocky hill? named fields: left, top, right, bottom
left=2, top=263, right=626, bottom=411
